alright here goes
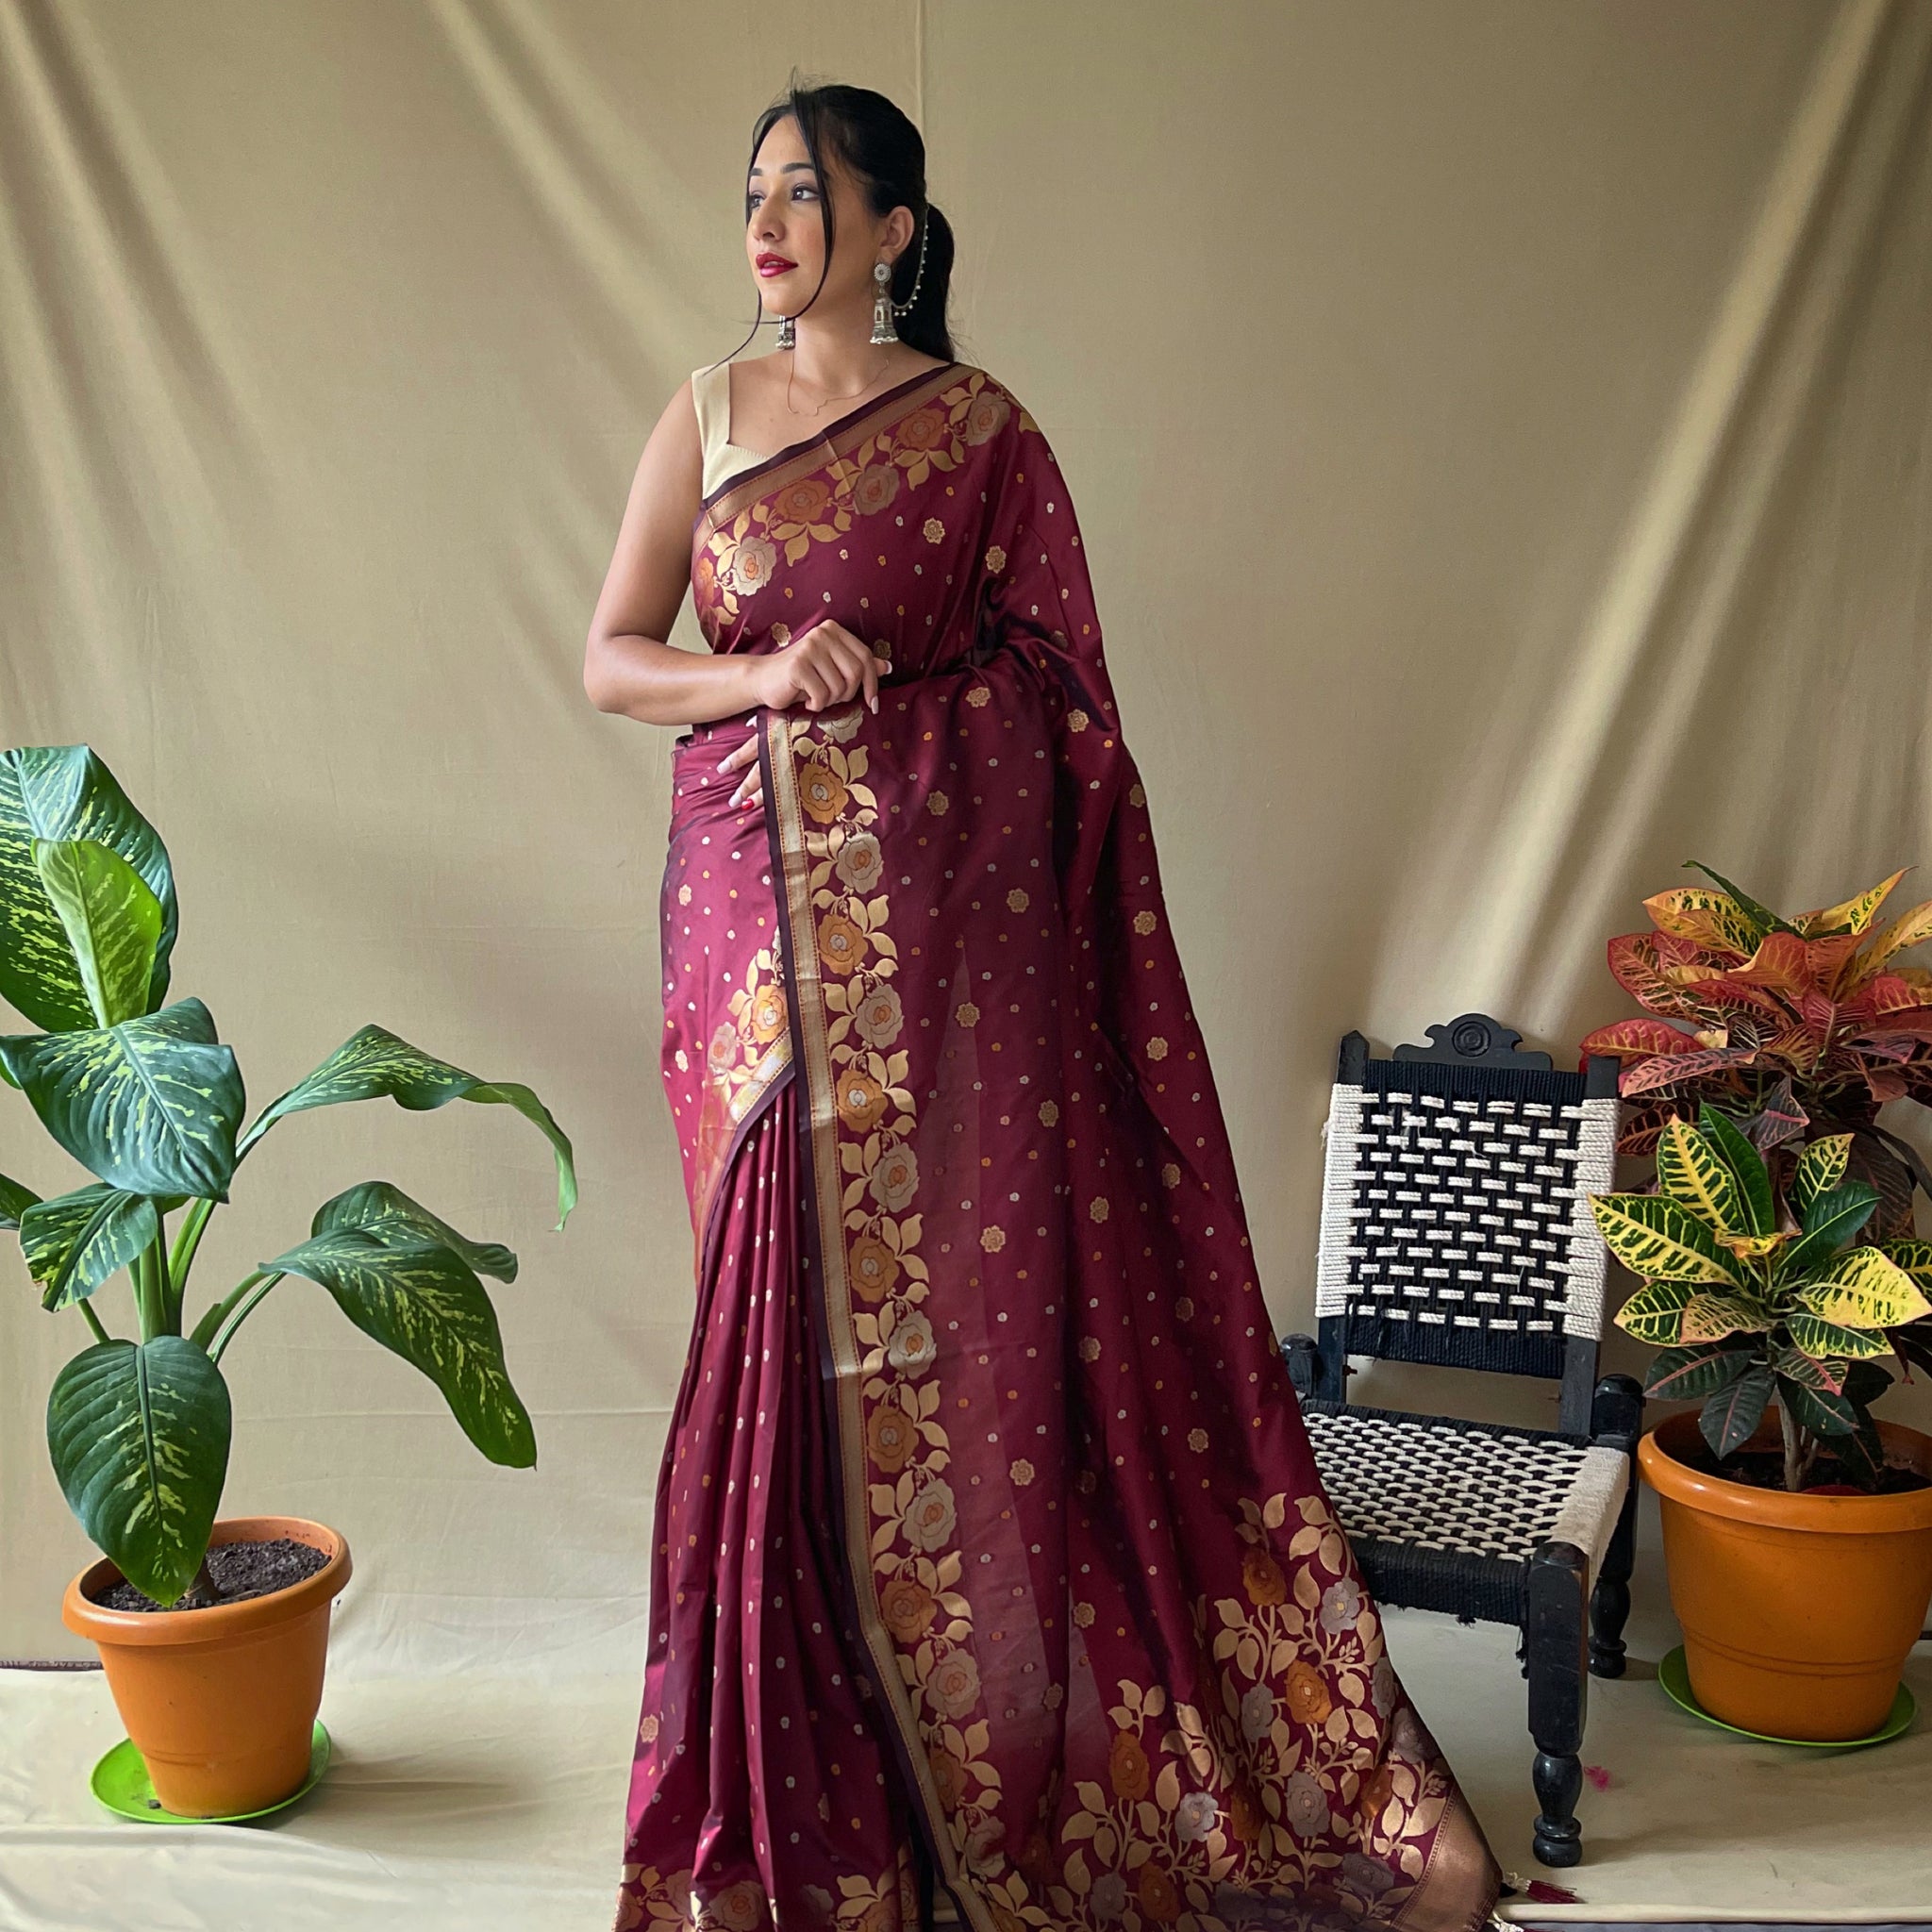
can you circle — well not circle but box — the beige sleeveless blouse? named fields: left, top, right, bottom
left=691, top=361, right=769, bottom=500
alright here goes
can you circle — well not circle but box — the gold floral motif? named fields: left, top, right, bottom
left=1036, top=1491, right=1449, bottom=1930
left=705, top=945, right=792, bottom=1126
left=777, top=707, right=1004, bottom=1878
left=694, top=371, right=1021, bottom=640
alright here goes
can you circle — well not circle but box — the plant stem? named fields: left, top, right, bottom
left=176, top=1556, right=223, bottom=1609
left=206, top=1274, right=284, bottom=1367
left=1779, top=1402, right=1804, bottom=1492
left=188, top=1268, right=271, bottom=1351
left=79, top=1300, right=110, bottom=1345
left=145, top=1225, right=178, bottom=1336
left=168, top=1199, right=216, bottom=1301
left=130, top=1249, right=160, bottom=1341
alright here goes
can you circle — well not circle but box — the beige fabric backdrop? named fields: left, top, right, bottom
left=3, top=0, right=1929, bottom=1673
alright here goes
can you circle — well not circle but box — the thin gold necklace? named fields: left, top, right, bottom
left=785, top=349, right=893, bottom=421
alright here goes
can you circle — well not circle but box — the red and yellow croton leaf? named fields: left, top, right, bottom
left=1607, top=933, right=1718, bottom=1020
left=1620, top=1044, right=1760, bottom=1097
left=1793, top=871, right=1907, bottom=939
left=1851, top=898, right=1932, bottom=985
left=1726, top=932, right=1816, bottom=1000
left=1642, top=888, right=1760, bottom=958
left=1578, top=1018, right=1704, bottom=1060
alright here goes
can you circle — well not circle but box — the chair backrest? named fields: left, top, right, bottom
left=1306, top=1013, right=1619, bottom=1436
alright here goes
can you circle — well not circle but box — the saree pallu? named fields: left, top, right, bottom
left=619, top=366, right=1500, bottom=1932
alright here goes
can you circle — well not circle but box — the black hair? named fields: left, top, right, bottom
left=740, top=78, right=956, bottom=362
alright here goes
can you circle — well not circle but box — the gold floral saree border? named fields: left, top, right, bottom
left=700, top=363, right=965, bottom=535
left=758, top=707, right=999, bottom=1932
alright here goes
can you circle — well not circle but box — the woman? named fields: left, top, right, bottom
left=585, top=81, right=1500, bottom=1932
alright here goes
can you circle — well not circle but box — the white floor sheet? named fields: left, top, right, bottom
left=4, top=1610, right=1929, bottom=1929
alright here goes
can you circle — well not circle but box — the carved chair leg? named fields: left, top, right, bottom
left=1526, top=1541, right=1588, bottom=1868
left=1589, top=1373, right=1644, bottom=1680
left=1589, top=1477, right=1637, bottom=1678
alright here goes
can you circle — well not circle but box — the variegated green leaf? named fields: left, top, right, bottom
left=1791, top=1135, right=1852, bottom=1224
left=1776, top=1180, right=1879, bottom=1281
left=0, top=998, right=242, bottom=1199
left=1775, top=1355, right=1858, bottom=1435
left=1700, top=1364, right=1773, bottom=1458
left=1679, top=1291, right=1771, bottom=1343
left=1590, top=1192, right=1742, bottom=1286
left=264, top=1226, right=534, bottom=1465
left=30, top=839, right=163, bottom=1029
left=1798, top=1246, right=1932, bottom=1330
left=46, top=1337, right=230, bottom=1607
left=1786, top=1312, right=1892, bottom=1361
left=1879, top=1238, right=1932, bottom=1286
left=242, top=1025, right=575, bottom=1231
left=1616, top=1278, right=1694, bottom=1344
left=1644, top=1343, right=1756, bottom=1402
left=19, top=1183, right=158, bottom=1311
left=312, top=1180, right=517, bottom=1282
left=1654, top=1119, right=1745, bottom=1233
left=0, top=1171, right=39, bottom=1232
left=0, top=747, right=176, bottom=1032
left=1695, top=1104, right=1774, bottom=1235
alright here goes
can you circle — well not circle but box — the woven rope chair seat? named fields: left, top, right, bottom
left=1301, top=1404, right=1627, bottom=1624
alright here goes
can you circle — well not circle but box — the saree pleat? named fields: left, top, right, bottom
left=619, top=363, right=1502, bottom=1932
left=623, top=1074, right=925, bottom=1932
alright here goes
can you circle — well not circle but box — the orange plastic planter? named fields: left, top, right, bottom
left=1640, top=1412, right=1932, bottom=1740
left=61, top=1515, right=350, bottom=1817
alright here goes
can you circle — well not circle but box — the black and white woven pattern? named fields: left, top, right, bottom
left=1315, top=1069, right=1616, bottom=1377
left=1303, top=1406, right=1627, bottom=1577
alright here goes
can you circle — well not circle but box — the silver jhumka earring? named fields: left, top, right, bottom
left=869, top=260, right=896, bottom=345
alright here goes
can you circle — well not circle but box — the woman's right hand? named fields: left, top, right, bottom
left=747, top=618, right=885, bottom=718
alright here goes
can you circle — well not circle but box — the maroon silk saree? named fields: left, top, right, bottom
left=618, top=365, right=1500, bottom=1932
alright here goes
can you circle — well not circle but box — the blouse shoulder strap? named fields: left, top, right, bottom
left=690, top=362, right=730, bottom=460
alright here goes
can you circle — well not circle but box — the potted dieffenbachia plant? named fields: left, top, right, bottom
left=0, top=744, right=575, bottom=1816
left=1588, top=1109, right=1932, bottom=1742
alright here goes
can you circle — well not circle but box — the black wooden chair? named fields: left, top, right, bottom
left=1280, top=1014, right=1641, bottom=1868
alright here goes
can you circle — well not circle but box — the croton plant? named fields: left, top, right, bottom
left=1590, top=1109, right=1932, bottom=1491
left=0, top=745, right=575, bottom=1607
left=1580, top=863, right=1932, bottom=1236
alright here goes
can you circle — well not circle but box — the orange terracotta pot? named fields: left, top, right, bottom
left=61, top=1515, right=350, bottom=1817
left=1640, top=1412, right=1932, bottom=1740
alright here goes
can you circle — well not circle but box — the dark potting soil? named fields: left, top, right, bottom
left=1670, top=1440, right=1932, bottom=1495
left=89, top=1538, right=331, bottom=1613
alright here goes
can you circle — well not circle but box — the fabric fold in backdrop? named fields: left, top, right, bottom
left=622, top=364, right=1501, bottom=1932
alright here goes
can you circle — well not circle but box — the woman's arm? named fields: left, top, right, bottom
left=583, top=379, right=763, bottom=725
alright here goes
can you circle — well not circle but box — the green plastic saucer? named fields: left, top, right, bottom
left=90, top=1722, right=331, bottom=1824
left=1658, top=1646, right=1914, bottom=1748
